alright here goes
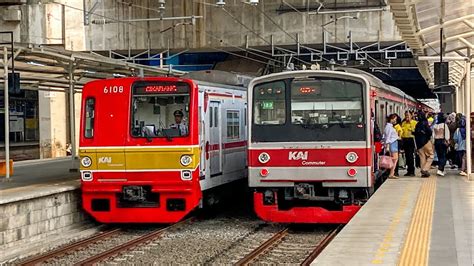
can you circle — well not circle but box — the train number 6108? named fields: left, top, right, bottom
left=104, top=86, right=124, bottom=94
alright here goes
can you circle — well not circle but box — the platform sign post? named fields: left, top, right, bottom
left=3, top=46, right=10, bottom=179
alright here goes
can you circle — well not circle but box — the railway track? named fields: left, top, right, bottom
left=20, top=228, right=122, bottom=266
left=19, top=218, right=193, bottom=266
left=235, top=225, right=341, bottom=266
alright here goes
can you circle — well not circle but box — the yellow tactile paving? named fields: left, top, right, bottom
left=398, top=177, right=437, bottom=266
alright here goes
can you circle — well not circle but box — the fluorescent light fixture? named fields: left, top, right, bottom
left=27, top=61, right=46, bottom=67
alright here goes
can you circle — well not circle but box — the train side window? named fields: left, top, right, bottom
left=227, top=110, right=240, bottom=139
left=84, top=98, right=95, bottom=138
left=244, top=107, right=247, bottom=126
left=210, top=106, right=214, bottom=128
left=214, top=107, right=218, bottom=127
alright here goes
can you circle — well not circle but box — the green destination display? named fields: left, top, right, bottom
left=261, top=101, right=274, bottom=110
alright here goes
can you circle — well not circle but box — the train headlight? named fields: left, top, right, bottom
left=258, top=152, right=271, bottom=164
left=180, top=155, right=193, bottom=166
left=346, top=152, right=358, bottom=163
left=81, top=156, right=92, bottom=168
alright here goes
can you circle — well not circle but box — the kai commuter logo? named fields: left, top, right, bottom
left=288, top=151, right=308, bottom=160
left=98, top=157, right=112, bottom=164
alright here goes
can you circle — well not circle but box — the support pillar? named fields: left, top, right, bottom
left=68, top=61, right=78, bottom=172
left=3, top=46, right=10, bottom=179
left=455, top=85, right=461, bottom=112
left=465, top=60, right=472, bottom=180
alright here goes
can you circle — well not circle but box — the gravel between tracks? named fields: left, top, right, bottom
left=102, top=216, right=333, bottom=265
left=105, top=215, right=280, bottom=265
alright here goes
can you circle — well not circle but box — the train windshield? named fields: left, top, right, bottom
left=252, top=77, right=366, bottom=142
left=131, top=81, right=190, bottom=139
left=290, top=78, right=363, bottom=126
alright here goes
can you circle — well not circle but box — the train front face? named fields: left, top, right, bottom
left=79, top=77, right=201, bottom=223
left=248, top=71, right=372, bottom=224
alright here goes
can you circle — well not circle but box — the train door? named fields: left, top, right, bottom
left=209, top=101, right=222, bottom=176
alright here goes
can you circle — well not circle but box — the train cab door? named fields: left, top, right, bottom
left=209, top=101, right=222, bottom=176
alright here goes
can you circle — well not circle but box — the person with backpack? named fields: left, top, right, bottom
left=433, top=113, right=450, bottom=176
left=414, top=111, right=434, bottom=177
left=453, top=116, right=467, bottom=176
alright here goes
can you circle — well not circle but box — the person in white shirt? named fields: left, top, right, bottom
left=170, top=110, right=188, bottom=136
left=432, top=113, right=450, bottom=176
left=382, top=114, right=399, bottom=179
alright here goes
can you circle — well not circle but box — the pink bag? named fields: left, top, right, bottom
left=379, top=155, right=394, bottom=169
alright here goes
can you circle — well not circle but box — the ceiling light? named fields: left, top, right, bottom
left=26, top=61, right=46, bottom=67
left=248, top=0, right=259, bottom=5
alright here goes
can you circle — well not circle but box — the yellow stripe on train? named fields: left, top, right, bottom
left=79, top=147, right=200, bottom=171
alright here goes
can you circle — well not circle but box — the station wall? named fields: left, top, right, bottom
left=83, top=0, right=401, bottom=51
left=0, top=1, right=401, bottom=52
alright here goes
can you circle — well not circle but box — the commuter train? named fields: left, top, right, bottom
left=79, top=71, right=248, bottom=223
left=247, top=68, right=431, bottom=223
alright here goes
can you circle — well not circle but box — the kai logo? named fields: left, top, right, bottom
left=288, top=151, right=308, bottom=160
left=98, top=157, right=112, bottom=164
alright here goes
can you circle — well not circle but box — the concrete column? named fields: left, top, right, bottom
left=465, top=61, right=472, bottom=180
left=38, top=91, right=68, bottom=158
left=455, top=85, right=461, bottom=112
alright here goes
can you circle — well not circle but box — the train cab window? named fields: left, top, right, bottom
left=227, top=110, right=240, bottom=139
left=290, top=78, right=364, bottom=126
left=84, top=98, right=95, bottom=138
left=131, top=82, right=190, bottom=139
left=214, top=107, right=218, bottom=127
left=253, top=81, right=286, bottom=125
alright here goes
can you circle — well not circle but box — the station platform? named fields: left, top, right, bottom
left=314, top=170, right=473, bottom=266
left=1, top=157, right=79, bottom=189
left=0, top=157, right=87, bottom=262
left=0, top=157, right=80, bottom=203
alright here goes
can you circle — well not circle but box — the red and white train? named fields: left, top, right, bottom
left=247, top=68, right=431, bottom=224
left=79, top=71, right=248, bottom=223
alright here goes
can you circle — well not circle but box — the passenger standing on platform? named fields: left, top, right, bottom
left=401, top=111, right=417, bottom=176
left=446, top=112, right=458, bottom=168
left=414, top=112, right=434, bottom=178
left=383, top=114, right=399, bottom=179
left=453, top=116, right=467, bottom=176
left=433, top=113, right=450, bottom=176
left=393, top=115, right=403, bottom=177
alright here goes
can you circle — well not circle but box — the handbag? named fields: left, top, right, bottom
left=379, top=154, right=395, bottom=169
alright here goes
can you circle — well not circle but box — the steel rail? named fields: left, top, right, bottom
left=300, top=226, right=342, bottom=266
left=235, top=228, right=289, bottom=266
left=77, top=218, right=194, bottom=265
left=20, top=228, right=121, bottom=266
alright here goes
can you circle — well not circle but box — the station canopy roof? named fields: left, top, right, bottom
left=0, top=43, right=185, bottom=93
left=389, top=0, right=473, bottom=88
